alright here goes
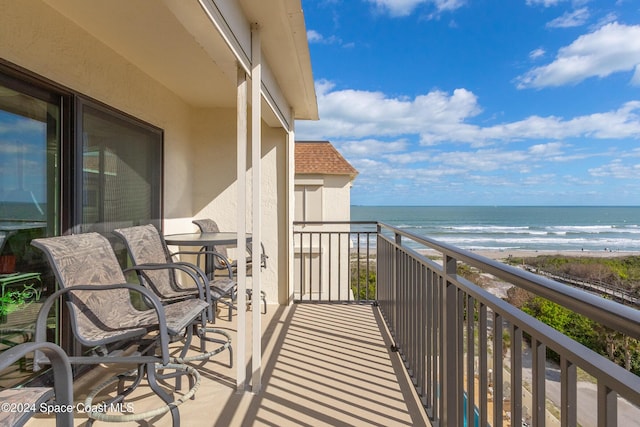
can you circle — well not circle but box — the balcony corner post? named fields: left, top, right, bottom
left=441, top=254, right=459, bottom=427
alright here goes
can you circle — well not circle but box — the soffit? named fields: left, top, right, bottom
left=239, top=0, right=318, bottom=121
left=41, top=0, right=318, bottom=120
left=40, top=0, right=240, bottom=108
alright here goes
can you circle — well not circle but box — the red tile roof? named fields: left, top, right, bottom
left=295, top=141, right=358, bottom=179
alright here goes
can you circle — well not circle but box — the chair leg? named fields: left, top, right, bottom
left=147, top=363, right=180, bottom=427
left=117, top=365, right=145, bottom=399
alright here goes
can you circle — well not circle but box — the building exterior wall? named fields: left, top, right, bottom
left=1, top=0, right=287, bottom=303
left=294, top=173, right=354, bottom=300
left=191, top=109, right=286, bottom=302
left=1, top=0, right=194, bottom=223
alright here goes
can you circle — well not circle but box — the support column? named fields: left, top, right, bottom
left=251, top=23, right=262, bottom=392
left=286, top=111, right=295, bottom=304
left=236, top=65, right=248, bottom=392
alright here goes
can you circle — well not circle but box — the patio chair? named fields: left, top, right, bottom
left=31, top=232, right=212, bottom=426
left=113, top=224, right=237, bottom=322
left=192, top=218, right=268, bottom=273
left=192, top=218, right=267, bottom=314
left=0, top=342, right=73, bottom=427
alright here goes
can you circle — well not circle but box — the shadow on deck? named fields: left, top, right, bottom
left=28, top=304, right=430, bottom=426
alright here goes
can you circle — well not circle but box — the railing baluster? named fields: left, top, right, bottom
left=328, top=232, right=332, bottom=301
left=426, top=267, right=434, bottom=415
left=466, top=294, right=475, bottom=427
left=366, top=232, right=371, bottom=301
left=319, top=232, right=323, bottom=302
left=511, top=323, right=523, bottom=426
left=298, top=232, right=304, bottom=299
left=419, top=262, right=426, bottom=400
left=308, top=232, right=313, bottom=301
left=560, top=355, right=577, bottom=427
left=292, top=221, right=640, bottom=427
left=493, top=311, right=503, bottom=427
left=443, top=255, right=459, bottom=427
left=533, top=337, right=547, bottom=427
left=457, top=287, right=464, bottom=423
left=437, top=272, right=444, bottom=422
left=598, top=384, right=617, bottom=427
left=479, top=303, right=488, bottom=427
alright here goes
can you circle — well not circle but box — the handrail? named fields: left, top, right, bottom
left=378, top=222, right=640, bottom=340
left=376, top=221, right=640, bottom=426
left=292, top=220, right=640, bottom=426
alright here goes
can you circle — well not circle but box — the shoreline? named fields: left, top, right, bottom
left=419, top=248, right=640, bottom=262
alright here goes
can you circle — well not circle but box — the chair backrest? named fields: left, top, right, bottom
left=192, top=219, right=230, bottom=270
left=192, top=218, right=227, bottom=252
left=31, top=233, right=137, bottom=345
left=193, top=218, right=268, bottom=268
left=113, top=224, right=179, bottom=297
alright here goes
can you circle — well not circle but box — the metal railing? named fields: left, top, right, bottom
left=293, top=221, right=640, bottom=427
left=293, top=221, right=377, bottom=302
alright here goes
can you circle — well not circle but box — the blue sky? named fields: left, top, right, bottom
left=295, top=0, right=640, bottom=206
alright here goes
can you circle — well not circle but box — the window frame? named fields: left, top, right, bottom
left=0, top=59, right=165, bottom=363
left=74, top=96, right=164, bottom=233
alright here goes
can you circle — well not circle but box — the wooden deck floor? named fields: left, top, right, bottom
left=27, top=304, right=430, bottom=426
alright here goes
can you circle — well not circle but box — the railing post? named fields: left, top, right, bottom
left=598, top=384, right=617, bottom=427
left=393, top=232, right=401, bottom=346
left=442, top=254, right=459, bottom=427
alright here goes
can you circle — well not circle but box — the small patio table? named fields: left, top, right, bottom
left=164, top=232, right=251, bottom=277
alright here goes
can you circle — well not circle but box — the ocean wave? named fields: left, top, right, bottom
left=439, top=236, right=640, bottom=250
left=405, top=224, right=640, bottom=236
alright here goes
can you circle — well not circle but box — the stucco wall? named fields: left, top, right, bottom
left=190, top=109, right=287, bottom=302
left=293, top=173, right=353, bottom=300
left=1, top=0, right=195, bottom=223
left=294, top=174, right=353, bottom=222
left=1, top=0, right=287, bottom=303
left=321, top=175, right=353, bottom=221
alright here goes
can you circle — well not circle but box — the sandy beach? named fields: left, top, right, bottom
left=421, top=248, right=640, bottom=262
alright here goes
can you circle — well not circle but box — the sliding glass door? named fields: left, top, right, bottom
left=0, top=77, right=62, bottom=374
left=0, top=64, right=163, bottom=383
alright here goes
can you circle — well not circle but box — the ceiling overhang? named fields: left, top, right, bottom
left=41, top=0, right=318, bottom=127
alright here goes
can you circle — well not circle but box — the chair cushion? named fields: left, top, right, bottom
left=158, top=299, right=209, bottom=335
left=0, top=387, right=53, bottom=426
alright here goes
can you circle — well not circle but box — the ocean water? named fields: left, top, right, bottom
left=351, top=206, right=640, bottom=252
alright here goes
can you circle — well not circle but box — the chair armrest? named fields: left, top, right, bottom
left=34, top=283, right=172, bottom=366
left=172, top=250, right=235, bottom=278
left=124, top=262, right=210, bottom=304
left=0, top=342, right=74, bottom=426
left=245, top=243, right=268, bottom=268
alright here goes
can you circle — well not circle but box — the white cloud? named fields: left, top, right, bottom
left=365, top=0, right=465, bottom=17
left=300, top=80, right=481, bottom=141
left=517, top=23, right=640, bottom=88
left=306, top=29, right=345, bottom=46
left=529, top=48, right=546, bottom=60
left=383, top=151, right=434, bottom=164
left=589, top=159, right=640, bottom=179
left=337, top=139, right=408, bottom=156
left=528, top=142, right=565, bottom=156
left=307, top=30, right=324, bottom=43
left=546, top=7, right=590, bottom=28
left=591, top=12, right=618, bottom=30
left=526, top=0, right=565, bottom=6
left=433, top=149, right=530, bottom=171
left=298, top=80, right=640, bottom=146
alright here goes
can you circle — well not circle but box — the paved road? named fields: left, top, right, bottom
left=518, top=346, right=640, bottom=427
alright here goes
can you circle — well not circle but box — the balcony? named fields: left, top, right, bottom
left=22, top=221, right=640, bottom=426
left=25, top=302, right=429, bottom=426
